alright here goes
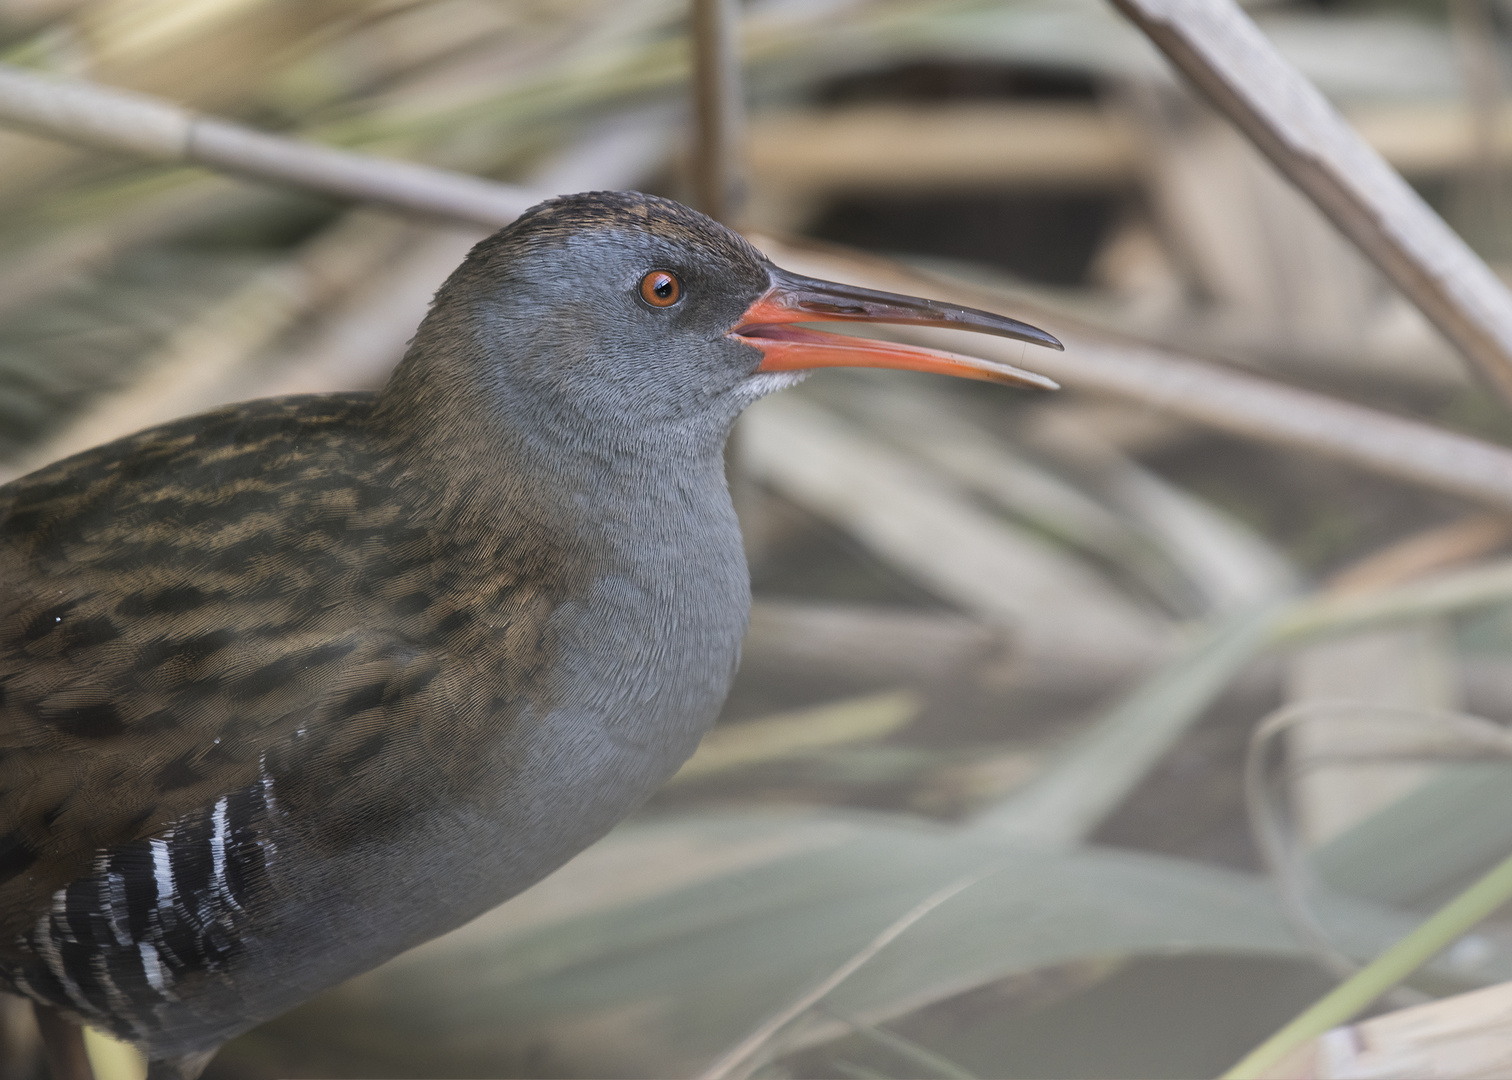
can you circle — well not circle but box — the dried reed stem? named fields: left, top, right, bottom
left=1222, top=847, right=1512, bottom=1078
left=689, top=0, right=745, bottom=222
left=1039, top=336, right=1512, bottom=511
left=1112, top=0, right=1512, bottom=408
left=0, top=63, right=538, bottom=227
left=0, top=211, right=413, bottom=483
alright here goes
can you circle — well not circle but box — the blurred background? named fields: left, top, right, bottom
left=7, top=0, right=1512, bottom=1077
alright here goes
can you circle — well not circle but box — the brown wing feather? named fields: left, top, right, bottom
left=0, top=395, right=572, bottom=941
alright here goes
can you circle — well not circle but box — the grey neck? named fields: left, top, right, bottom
left=371, top=333, right=749, bottom=544
left=371, top=334, right=754, bottom=740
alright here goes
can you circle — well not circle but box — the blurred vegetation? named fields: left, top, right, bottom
left=6, top=0, right=1512, bottom=1078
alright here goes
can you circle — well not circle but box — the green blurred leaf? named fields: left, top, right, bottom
left=233, top=808, right=1511, bottom=1079
left=1312, top=763, right=1512, bottom=906
left=974, top=601, right=1285, bottom=846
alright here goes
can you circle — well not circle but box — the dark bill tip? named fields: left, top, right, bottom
left=762, top=265, right=1064, bottom=351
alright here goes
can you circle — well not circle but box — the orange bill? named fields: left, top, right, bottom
left=730, top=265, right=1063, bottom=389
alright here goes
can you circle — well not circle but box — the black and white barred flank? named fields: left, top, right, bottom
left=3, top=769, right=276, bottom=1042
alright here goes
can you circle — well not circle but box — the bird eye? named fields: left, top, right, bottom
left=639, top=270, right=682, bottom=308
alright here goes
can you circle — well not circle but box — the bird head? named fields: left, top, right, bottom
left=390, top=191, right=1061, bottom=458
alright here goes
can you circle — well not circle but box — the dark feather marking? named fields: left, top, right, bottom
left=0, top=834, right=38, bottom=884
left=120, top=806, right=158, bottom=835
left=394, top=665, right=440, bottom=701
left=23, top=945, right=70, bottom=1007
left=62, top=878, right=98, bottom=945
left=115, top=586, right=215, bottom=618
left=51, top=702, right=125, bottom=740
left=62, top=616, right=120, bottom=650
left=115, top=842, right=158, bottom=942
left=200, top=536, right=286, bottom=575
left=229, top=640, right=358, bottom=701
left=95, top=540, right=189, bottom=573
left=59, top=936, right=112, bottom=1013
left=391, top=591, right=431, bottom=616
left=169, top=818, right=213, bottom=905
left=18, top=601, right=81, bottom=645
left=339, top=683, right=387, bottom=716
left=337, top=732, right=386, bottom=775
left=133, top=629, right=237, bottom=676
left=222, top=786, right=267, bottom=907
left=155, top=757, right=201, bottom=792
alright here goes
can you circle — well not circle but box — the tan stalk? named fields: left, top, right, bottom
left=1111, top=0, right=1512, bottom=408
left=690, top=0, right=745, bottom=222
left=0, top=63, right=538, bottom=227
left=0, top=210, right=415, bottom=483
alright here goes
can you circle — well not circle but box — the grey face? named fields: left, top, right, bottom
left=456, top=214, right=781, bottom=443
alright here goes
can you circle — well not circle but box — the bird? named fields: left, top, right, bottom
left=0, top=190, right=1060, bottom=1079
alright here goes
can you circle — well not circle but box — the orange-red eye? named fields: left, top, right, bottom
left=639, top=270, right=682, bottom=307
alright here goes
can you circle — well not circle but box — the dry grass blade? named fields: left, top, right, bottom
left=1019, top=406, right=1294, bottom=612
left=1111, top=0, right=1512, bottom=407
left=975, top=600, right=1285, bottom=846
left=743, top=601, right=1013, bottom=687
left=251, top=225, right=490, bottom=398
left=1274, top=558, right=1512, bottom=644
left=1313, top=759, right=1512, bottom=911
left=0, top=63, right=539, bottom=226
left=1325, top=516, right=1512, bottom=597
left=1029, top=337, right=1512, bottom=512
left=695, top=872, right=990, bottom=1080
left=827, top=377, right=1291, bottom=615
left=669, top=692, right=922, bottom=784
left=1279, top=519, right=1502, bottom=921
left=827, top=380, right=1212, bottom=616
left=741, top=395, right=1171, bottom=680
left=1245, top=703, right=1512, bottom=990
left=0, top=174, right=239, bottom=321
left=1223, top=848, right=1512, bottom=1079
left=0, top=209, right=413, bottom=482
left=1255, top=978, right=1512, bottom=1080
left=816, top=1007, right=979, bottom=1080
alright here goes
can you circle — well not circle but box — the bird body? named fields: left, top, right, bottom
left=0, top=192, right=1059, bottom=1076
left=0, top=391, right=744, bottom=1058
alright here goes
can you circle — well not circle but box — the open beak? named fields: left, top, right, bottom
left=730, top=264, right=1063, bottom=390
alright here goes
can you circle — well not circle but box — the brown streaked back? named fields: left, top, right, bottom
left=0, top=394, right=589, bottom=945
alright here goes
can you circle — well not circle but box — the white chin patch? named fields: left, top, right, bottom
left=742, top=370, right=810, bottom=399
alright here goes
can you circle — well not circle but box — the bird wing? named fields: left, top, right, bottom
left=0, top=396, right=561, bottom=939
